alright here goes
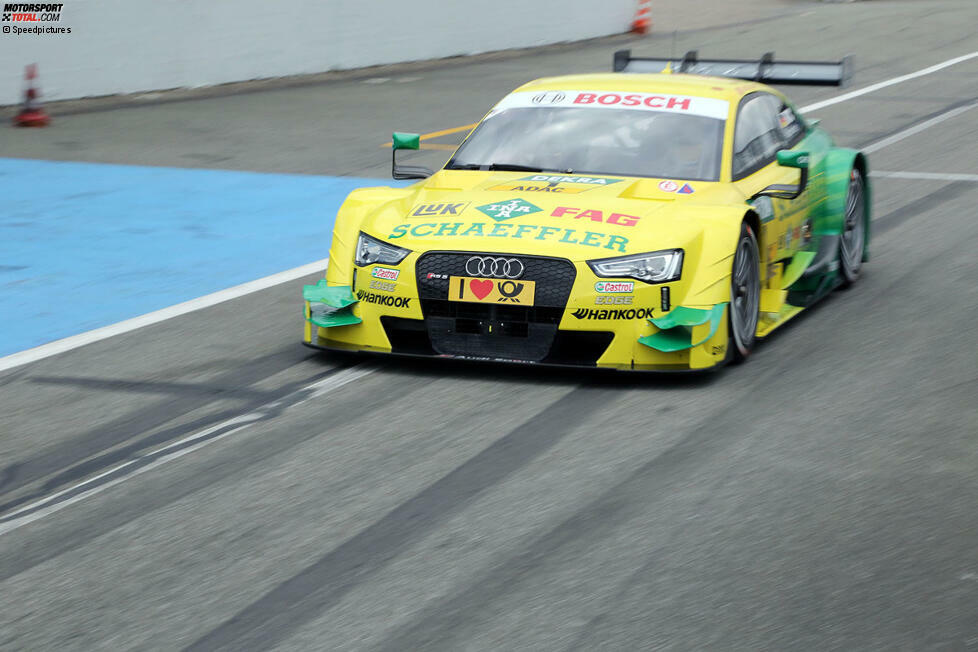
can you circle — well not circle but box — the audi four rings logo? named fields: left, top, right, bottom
left=465, top=256, right=525, bottom=279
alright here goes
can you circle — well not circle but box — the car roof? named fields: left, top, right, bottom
left=511, top=73, right=767, bottom=104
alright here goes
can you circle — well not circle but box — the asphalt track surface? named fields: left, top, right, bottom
left=2, top=1, right=978, bottom=649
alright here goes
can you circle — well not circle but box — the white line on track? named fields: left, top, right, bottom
left=862, top=101, right=978, bottom=153
left=799, top=51, right=978, bottom=113
left=0, top=364, right=374, bottom=537
left=871, top=171, right=978, bottom=182
left=0, top=258, right=329, bottom=374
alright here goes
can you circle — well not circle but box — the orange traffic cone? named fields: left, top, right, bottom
left=631, top=0, right=652, bottom=35
left=13, top=64, right=51, bottom=127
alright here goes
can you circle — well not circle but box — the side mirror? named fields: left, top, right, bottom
left=392, top=132, right=434, bottom=180
left=752, top=149, right=809, bottom=200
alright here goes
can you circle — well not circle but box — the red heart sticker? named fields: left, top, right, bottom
left=469, top=279, right=494, bottom=300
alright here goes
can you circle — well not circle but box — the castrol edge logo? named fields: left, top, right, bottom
left=595, top=281, right=634, bottom=293
left=493, top=90, right=729, bottom=120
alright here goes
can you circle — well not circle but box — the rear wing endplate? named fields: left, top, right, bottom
left=613, top=50, right=853, bottom=87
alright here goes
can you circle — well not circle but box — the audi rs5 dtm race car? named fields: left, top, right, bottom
left=302, top=51, right=870, bottom=371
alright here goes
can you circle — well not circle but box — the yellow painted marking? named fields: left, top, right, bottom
left=419, top=143, right=460, bottom=151
left=381, top=122, right=478, bottom=148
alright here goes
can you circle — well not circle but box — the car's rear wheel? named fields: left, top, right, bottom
left=839, top=167, right=866, bottom=286
left=729, top=222, right=760, bottom=363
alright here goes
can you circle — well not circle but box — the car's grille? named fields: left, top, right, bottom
left=414, top=251, right=578, bottom=362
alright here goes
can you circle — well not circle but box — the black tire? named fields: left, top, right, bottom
left=839, top=167, right=867, bottom=287
left=729, top=221, right=761, bottom=363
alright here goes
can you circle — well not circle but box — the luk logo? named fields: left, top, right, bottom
left=572, top=307, right=654, bottom=320
left=410, top=202, right=469, bottom=217
left=356, top=290, right=411, bottom=308
left=475, top=198, right=542, bottom=222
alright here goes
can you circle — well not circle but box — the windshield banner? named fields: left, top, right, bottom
left=492, top=90, right=729, bottom=120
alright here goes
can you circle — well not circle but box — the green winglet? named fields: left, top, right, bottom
left=638, top=327, right=692, bottom=353
left=781, top=251, right=816, bottom=289
left=649, top=305, right=713, bottom=330
left=640, top=303, right=727, bottom=353
left=303, top=280, right=357, bottom=309
left=304, top=281, right=361, bottom=328
left=309, top=306, right=361, bottom=328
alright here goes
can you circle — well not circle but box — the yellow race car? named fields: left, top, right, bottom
left=303, top=51, right=869, bottom=371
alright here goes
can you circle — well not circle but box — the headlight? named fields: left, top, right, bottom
left=587, top=249, right=683, bottom=284
left=354, top=232, right=411, bottom=266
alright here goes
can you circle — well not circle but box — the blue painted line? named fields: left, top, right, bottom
left=0, top=158, right=405, bottom=357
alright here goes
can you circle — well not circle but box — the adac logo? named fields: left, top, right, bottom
left=475, top=198, right=542, bottom=222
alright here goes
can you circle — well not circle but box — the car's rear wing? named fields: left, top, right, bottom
left=613, top=50, right=853, bottom=87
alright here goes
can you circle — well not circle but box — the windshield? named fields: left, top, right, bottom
left=447, top=105, right=725, bottom=182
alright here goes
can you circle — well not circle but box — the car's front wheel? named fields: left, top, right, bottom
left=729, top=221, right=760, bottom=363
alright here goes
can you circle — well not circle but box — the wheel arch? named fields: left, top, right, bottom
left=743, top=209, right=762, bottom=250
left=325, top=186, right=417, bottom=285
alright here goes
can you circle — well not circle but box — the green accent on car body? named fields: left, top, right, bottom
left=780, top=251, right=816, bottom=289
left=640, top=303, right=727, bottom=353
left=777, top=149, right=810, bottom=169
left=392, top=132, right=421, bottom=150
left=649, top=305, right=715, bottom=330
left=309, top=306, right=361, bottom=328
left=303, top=280, right=357, bottom=308
left=304, top=281, right=362, bottom=328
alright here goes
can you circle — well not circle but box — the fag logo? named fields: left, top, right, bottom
left=475, top=198, right=542, bottom=222
left=551, top=206, right=640, bottom=227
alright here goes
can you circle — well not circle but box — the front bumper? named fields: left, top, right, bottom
left=303, top=252, right=730, bottom=371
